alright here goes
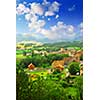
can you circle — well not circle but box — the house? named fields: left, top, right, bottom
left=74, top=50, right=83, bottom=62
left=28, top=63, right=35, bottom=70
left=63, top=57, right=73, bottom=65
left=52, top=60, right=64, bottom=71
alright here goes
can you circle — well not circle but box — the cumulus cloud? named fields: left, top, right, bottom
left=28, top=20, right=46, bottom=31
left=31, top=3, right=44, bottom=16
left=25, top=13, right=38, bottom=21
left=74, top=22, right=83, bottom=40
left=16, top=1, right=60, bottom=17
left=45, top=1, right=60, bottom=16
left=16, top=1, right=62, bottom=38
left=17, top=1, right=61, bottom=31
left=42, top=0, right=50, bottom=6
left=67, top=25, right=74, bottom=33
left=25, top=12, right=46, bottom=31
left=16, top=4, right=30, bottom=15
left=39, top=21, right=76, bottom=40
left=49, top=1, right=60, bottom=12
left=45, top=11, right=55, bottom=16
left=25, top=14, right=31, bottom=21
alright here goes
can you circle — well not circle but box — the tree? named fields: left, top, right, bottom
left=23, top=51, right=26, bottom=56
left=31, top=50, right=34, bottom=57
left=68, top=62, right=80, bottom=75
left=16, top=67, right=33, bottom=100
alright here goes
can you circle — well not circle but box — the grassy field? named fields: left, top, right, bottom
left=16, top=54, right=27, bottom=59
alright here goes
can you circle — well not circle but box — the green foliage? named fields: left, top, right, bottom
left=23, top=51, right=27, bottom=56
left=16, top=53, right=69, bottom=68
left=16, top=65, right=83, bottom=100
left=65, top=87, right=80, bottom=100
left=68, top=62, right=80, bottom=75
left=74, top=76, right=83, bottom=100
left=42, top=63, right=50, bottom=68
left=16, top=41, right=83, bottom=100
left=16, top=68, right=33, bottom=100
left=16, top=41, right=83, bottom=55
left=43, top=41, right=83, bottom=50
left=47, top=54, right=69, bottom=65
left=53, top=69, right=61, bottom=74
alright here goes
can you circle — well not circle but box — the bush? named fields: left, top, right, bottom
left=68, top=62, right=80, bottom=75
left=16, top=68, right=33, bottom=100
left=65, top=87, right=80, bottom=100
left=16, top=66, right=82, bottom=100
left=74, top=76, right=83, bottom=100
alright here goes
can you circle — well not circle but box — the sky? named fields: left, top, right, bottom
left=16, top=0, right=83, bottom=42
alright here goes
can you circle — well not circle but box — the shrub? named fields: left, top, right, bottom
left=68, top=62, right=80, bottom=75
left=74, top=76, right=83, bottom=100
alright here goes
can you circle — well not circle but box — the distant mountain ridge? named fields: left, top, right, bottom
left=16, top=33, right=83, bottom=43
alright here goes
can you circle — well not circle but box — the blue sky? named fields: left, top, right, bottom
left=16, top=0, right=83, bottom=42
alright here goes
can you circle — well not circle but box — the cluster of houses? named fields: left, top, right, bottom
left=27, top=48, right=83, bottom=76
left=51, top=48, right=83, bottom=76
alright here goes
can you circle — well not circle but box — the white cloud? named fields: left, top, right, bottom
left=25, top=13, right=45, bottom=31
left=16, top=1, right=61, bottom=35
left=45, top=11, right=54, bottom=16
left=79, top=22, right=83, bottom=29
left=44, top=1, right=60, bottom=16
left=39, top=21, right=76, bottom=40
left=31, top=3, right=44, bottom=16
left=23, top=2, right=27, bottom=5
left=68, top=5, right=76, bottom=11
left=16, top=1, right=61, bottom=17
left=55, top=14, right=59, bottom=19
left=38, top=20, right=46, bottom=27
left=49, top=1, right=60, bottom=12
left=28, top=20, right=46, bottom=31
left=74, top=22, right=83, bottom=40
left=16, top=4, right=30, bottom=15
left=24, top=8, right=30, bottom=13
left=16, top=4, right=25, bottom=14
left=24, top=2, right=45, bottom=31
left=42, top=0, right=50, bottom=6
left=78, top=22, right=83, bottom=33
left=66, top=25, right=74, bottom=33
left=25, top=14, right=31, bottom=21
left=25, top=13, right=38, bottom=22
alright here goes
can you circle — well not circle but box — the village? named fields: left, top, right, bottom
left=16, top=42, right=83, bottom=100
left=25, top=47, right=83, bottom=80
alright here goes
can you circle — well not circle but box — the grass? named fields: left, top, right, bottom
left=16, top=54, right=26, bottom=59
left=29, top=70, right=48, bottom=76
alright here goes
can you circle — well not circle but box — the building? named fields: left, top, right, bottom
left=52, top=60, right=64, bottom=71
left=28, top=63, right=35, bottom=70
